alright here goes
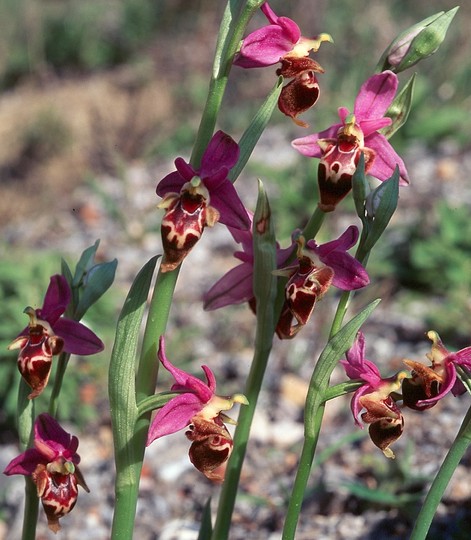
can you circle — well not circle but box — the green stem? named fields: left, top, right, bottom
left=190, top=0, right=265, bottom=167
left=211, top=181, right=278, bottom=540
left=410, top=404, right=471, bottom=540
left=281, top=301, right=379, bottom=540
left=21, top=477, right=39, bottom=540
left=17, top=381, right=38, bottom=539
left=48, top=352, right=70, bottom=417
left=302, top=206, right=326, bottom=240
left=111, top=266, right=179, bottom=540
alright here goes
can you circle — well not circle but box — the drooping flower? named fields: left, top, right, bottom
left=292, top=71, right=410, bottom=211
left=8, top=275, right=104, bottom=399
left=156, top=130, right=250, bottom=272
left=341, top=332, right=407, bottom=458
left=275, top=226, right=369, bottom=339
left=146, top=336, right=248, bottom=483
left=402, top=331, right=471, bottom=411
left=4, top=413, right=89, bottom=533
left=234, top=2, right=332, bottom=126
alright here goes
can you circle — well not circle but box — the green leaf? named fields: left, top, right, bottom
left=74, top=258, right=118, bottom=320
left=352, top=153, right=369, bottom=224
left=363, top=168, right=400, bottom=252
left=382, top=73, right=416, bottom=139
left=341, top=481, right=422, bottom=505
left=197, top=498, right=213, bottom=540
left=229, top=77, right=283, bottom=183
left=72, top=240, right=100, bottom=287
left=109, top=255, right=159, bottom=478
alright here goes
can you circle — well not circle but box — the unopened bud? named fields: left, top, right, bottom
left=377, top=7, right=459, bottom=73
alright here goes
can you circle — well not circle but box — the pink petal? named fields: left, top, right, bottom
left=200, top=131, right=239, bottom=178
left=417, top=362, right=457, bottom=407
left=156, top=169, right=187, bottom=197
left=235, top=25, right=297, bottom=67
left=210, top=181, right=251, bottom=230
left=158, top=337, right=213, bottom=403
left=146, top=393, right=205, bottom=444
left=329, top=254, right=369, bottom=291
left=3, top=448, right=46, bottom=476
left=366, top=133, right=410, bottom=184
left=291, top=125, right=340, bottom=157
left=34, top=413, right=79, bottom=462
left=315, top=225, right=359, bottom=258
left=360, top=117, right=392, bottom=137
left=455, top=346, right=471, bottom=367
left=203, top=263, right=254, bottom=310
left=40, top=275, right=70, bottom=323
left=53, top=318, right=104, bottom=355
left=354, top=71, right=398, bottom=121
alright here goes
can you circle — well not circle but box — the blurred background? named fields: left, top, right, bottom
left=1, top=1, right=471, bottom=538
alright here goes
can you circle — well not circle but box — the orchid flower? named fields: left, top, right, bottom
left=234, top=2, right=332, bottom=126
left=341, top=332, right=407, bottom=458
left=146, top=337, right=248, bottom=482
left=8, top=274, right=104, bottom=399
left=402, top=331, right=471, bottom=410
left=4, top=413, right=89, bottom=533
left=275, top=226, right=369, bottom=339
left=292, top=71, right=410, bottom=211
left=156, top=130, right=250, bottom=272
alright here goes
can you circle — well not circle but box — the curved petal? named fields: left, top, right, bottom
left=200, top=131, right=239, bottom=178
left=158, top=337, right=213, bottom=402
left=315, top=226, right=359, bottom=258
left=360, top=117, right=392, bottom=137
left=40, top=275, right=70, bottom=323
left=417, top=362, right=457, bottom=407
left=366, top=133, right=410, bottom=184
left=343, top=332, right=366, bottom=377
left=234, top=25, right=297, bottom=68
left=329, top=253, right=369, bottom=290
left=34, top=413, right=80, bottom=463
left=53, top=318, right=104, bottom=355
left=201, top=365, right=216, bottom=393
left=156, top=169, right=187, bottom=197
left=203, top=263, right=254, bottom=310
left=146, top=393, right=204, bottom=444
left=354, top=71, right=398, bottom=121
left=210, top=182, right=251, bottom=230
left=291, top=125, right=340, bottom=157
left=350, top=386, right=371, bottom=428
left=3, top=448, right=46, bottom=476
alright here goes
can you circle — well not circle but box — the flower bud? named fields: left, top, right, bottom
left=377, top=8, right=459, bottom=73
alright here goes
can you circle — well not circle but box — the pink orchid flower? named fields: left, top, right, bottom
left=146, top=337, right=247, bottom=482
left=156, top=130, right=250, bottom=272
left=4, top=413, right=89, bottom=533
left=8, top=274, right=104, bottom=398
left=292, top=71, right=409, bottom=209
left=402, top=331, right=471, bottom=410
left=341, top=332, right=407, bottom=458
left=275, top=226, right=369, bottom=338
left=234, top=2, right=331, bottom=126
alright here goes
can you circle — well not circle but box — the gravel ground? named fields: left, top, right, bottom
left=2, top=131, right=471, bottom=539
